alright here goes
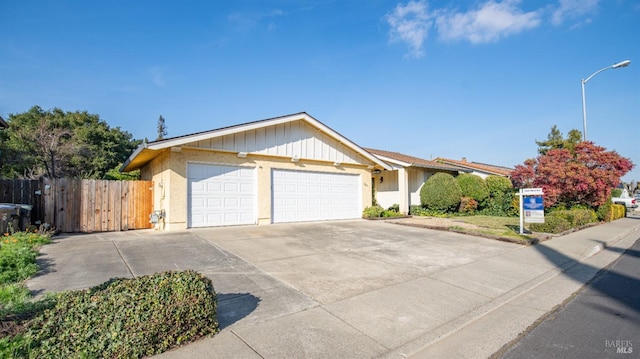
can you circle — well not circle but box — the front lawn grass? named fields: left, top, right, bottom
left=449, top=215, right=540, bottom=243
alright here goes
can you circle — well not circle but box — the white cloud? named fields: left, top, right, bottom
left=385, top=0, right=433, bottom=58
left=228, top=9, right=285, bottom=33
left=385, top=0, right=598, bottom=58
left=435, top=0, right=542, bottom=44
left=551, top=0, right=599, bottom=26
left=149, top=66, right=167, bottom=87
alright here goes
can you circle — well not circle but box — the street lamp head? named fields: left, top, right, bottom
left=612, top=60, right=631, bottom=68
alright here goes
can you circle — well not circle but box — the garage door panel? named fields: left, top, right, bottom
left=188, top=164, right=256, bottom=227
left=272, top=169, right=360, bottom=223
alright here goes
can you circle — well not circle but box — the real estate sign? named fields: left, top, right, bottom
left=523, top=195, right=544, bottom=223
left=519, top=188, right=544, bottom=234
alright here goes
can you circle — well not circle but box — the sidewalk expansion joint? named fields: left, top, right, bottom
left=111, top=241, right=135, bottom=278
left=231, top=330, right=265, bottom=358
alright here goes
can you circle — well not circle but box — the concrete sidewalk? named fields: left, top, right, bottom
left=26, top=216, right=640, bottom=359
left=403, top=216, right=640, bottom=359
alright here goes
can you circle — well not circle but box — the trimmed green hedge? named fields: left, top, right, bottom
left=456, top=174, right=489, bottom=206
left=16, top=270, right=218, bottom=359
left=529, top=208, right=598, bottom=233
left=420, top=173, right=462, bottom=212
left=485, top=175, right=513, bottom=197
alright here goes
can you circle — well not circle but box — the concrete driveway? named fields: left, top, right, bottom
left=27, top=219, right=518, bottom=357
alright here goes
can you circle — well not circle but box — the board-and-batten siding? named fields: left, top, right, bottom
left=191, top=120, right=366, bottom=164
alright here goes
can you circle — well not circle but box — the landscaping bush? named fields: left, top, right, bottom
left=409, top=206, right=450, bottom=217
left=610, top=204, right=626, bottom=220
left=387, top=204, right=400, bottom=213
left=567, top=208, right=598, bottom=226
left=529, top=212, right=572, bottom=233
left=19, top=270, right=218, bottom=359
left=596, top=200, right=612, bottom=222
left=456, top=174, right=489, bottom=207
left=595, top=201, right=626, bottom=222
left=458, top=197, right=478, bottom=214
left=362, top=205, right=384, bottom=218
left=479, top=192, right=518, bottom=217
left=529, top=208, right=598, bottom=233
left=485, top=175, right=513, bottom=197
left=420, top=173, right=462, bottom=212
left=362, top=205, right=404, bottom=218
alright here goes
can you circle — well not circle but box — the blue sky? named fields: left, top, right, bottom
left=1, top=1, right=639, bottom=181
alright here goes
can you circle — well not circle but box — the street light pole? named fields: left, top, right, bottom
left=581, top=59, right=631, bottom=141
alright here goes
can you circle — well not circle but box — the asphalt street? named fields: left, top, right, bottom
left=498, top=234, right=640, bottom=359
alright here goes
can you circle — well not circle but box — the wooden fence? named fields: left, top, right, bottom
left=0, top=179, right=153, bottom=233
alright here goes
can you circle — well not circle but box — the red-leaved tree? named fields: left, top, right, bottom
left=511, top=142, right=634, bottom=208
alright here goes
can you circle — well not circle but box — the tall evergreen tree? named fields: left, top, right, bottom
left=535, top=125, right=582, bottom=155
left=157, top=115, right=168, bottom=140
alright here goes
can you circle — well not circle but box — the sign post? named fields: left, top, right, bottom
left=519, top=188, right=544, bottom=234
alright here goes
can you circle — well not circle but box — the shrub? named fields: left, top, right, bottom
left=479, top=192, right=518, bottom=217
left=529, top=213, right=572, bottom=233
left=610, top=204, right=626, bottom=220
left=420, top=173, right=462, bottom=212
left=529, top=208, right=598, bottom=233
left=611, top=188, right=623, bottom=198
left=21, top=270, right=218, bottom=359
left=596, top=200, right=612, bottom=221
left=568, top=209, right=598, bottom=226
left=363, top=205, right=404, bottom=218
left=362, top=206, right=384, bottom=218
left=485, top=175, right=513, bottom=197
left=456, top=174, right=489, bottom=206
left=459, top=197, right=478, bottom=214
left=409, top=206, right=450, bottom=217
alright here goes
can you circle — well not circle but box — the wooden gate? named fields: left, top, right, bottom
left=0, top=179, right=153, bottom=232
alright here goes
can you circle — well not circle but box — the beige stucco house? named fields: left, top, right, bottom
left=122, top=112, right=391, bottom=230
left=365, top=149, right=463, bottom=214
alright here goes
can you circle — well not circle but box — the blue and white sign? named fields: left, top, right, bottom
left=523, top=195, right=544, bottom=223
left=518, top=188, right=545, bottom=234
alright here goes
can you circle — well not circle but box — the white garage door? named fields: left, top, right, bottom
left=272, top=169, right=361, bottom=223
left=188, top=164, right=256, bottom=227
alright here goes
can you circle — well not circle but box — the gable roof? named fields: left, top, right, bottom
left=0, top=116, right=7, bottom=129
left=365, top=148, right=463, bottom=172
left=434, top=157, right=513, bottom=177
left=122, top=112, right=392, bottom=172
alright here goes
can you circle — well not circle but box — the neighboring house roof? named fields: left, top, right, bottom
left=434, top=157, right=513, bottom=177
left=365, top=148, right=464, bottom=172
left=122, top=112, right=392, bottom=172
left=0, top=116, right=7, bottom=129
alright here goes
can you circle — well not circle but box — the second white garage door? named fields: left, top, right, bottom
left=187, top=164, right=256, bottom=227
left=272, top=169, right=361, bottom=223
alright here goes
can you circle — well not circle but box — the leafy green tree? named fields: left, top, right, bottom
left=1, top=106, right=141, bottom=179
left=104, top=163, right=140, bottom=180
left=535, top=125, right=582, bottom=155
left=420, top=172, right=462, bottom=212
